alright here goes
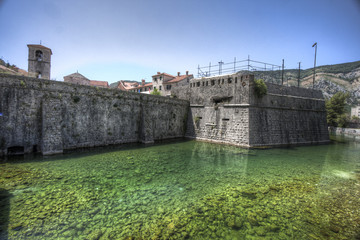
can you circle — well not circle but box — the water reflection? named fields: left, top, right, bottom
left=189, top=141, right=248, bottom=177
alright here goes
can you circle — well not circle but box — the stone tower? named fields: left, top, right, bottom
left=27, top=44, right=52, bottom=80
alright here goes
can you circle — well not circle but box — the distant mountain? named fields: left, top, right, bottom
left=109, top=81, right=120, bottom=88
left=250, top=60, right=360, bottom=105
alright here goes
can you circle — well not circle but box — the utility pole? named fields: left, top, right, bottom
left=312, top=42, right=317, bottom=88
left=298, top=62, right=301, bottom=87
left=281, top=59, right=284, bottom=85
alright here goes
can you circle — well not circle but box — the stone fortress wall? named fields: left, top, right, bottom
left=173, top=72, right=329, bottom=147
left=0, top=74, right=189, bottom=156
left=0, top=71, right=330, bottom=156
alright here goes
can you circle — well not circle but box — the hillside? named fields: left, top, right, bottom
left=250, top=60, right=360, bottom=105
left=0, top=58, right=28, bottom=76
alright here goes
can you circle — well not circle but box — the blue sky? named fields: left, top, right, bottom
left=0, top=0, right=359, bottom=83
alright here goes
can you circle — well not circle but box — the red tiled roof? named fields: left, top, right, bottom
left=27, top=44, right=53, bottom=54
left=90, top=80, right=109, bottom=88
left=132, top=82, right=153, bottom=89
left=163, top=74, right=193, bottom=84
left=152, top=72, right=175, bottom=78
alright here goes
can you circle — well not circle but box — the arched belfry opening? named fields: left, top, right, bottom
left=27, top=44, right=52, bottom=80
left=37, top=71, right=42, bottom=78
left=35, top=50, right=43, bottom=61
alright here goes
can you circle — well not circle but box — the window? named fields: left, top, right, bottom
left=206, top=81, right=208, bottom=86
left=166, top=85, right=172, bottom=90
left=196, top=82, right=200, bottom=87
left=235, top=77, right=238, bottom=83
left=36, top=71, right=42, bottom=78
left=159, top=86, right=162, bottom=90
left=211, top=80, right=215, bottom=86
left=35, top=50, right=43, bottom=61
left=222, top=79, right=224, bottom=84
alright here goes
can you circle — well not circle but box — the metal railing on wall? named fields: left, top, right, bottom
left=197, top=56, right=283, bottom=84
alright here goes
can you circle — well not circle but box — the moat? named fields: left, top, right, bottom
left=0, top=136, right=359, bottom=239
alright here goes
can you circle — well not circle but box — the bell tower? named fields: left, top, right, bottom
left=27, top=44, right=52, bottom=80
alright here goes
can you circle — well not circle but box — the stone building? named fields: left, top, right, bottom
left=118, top=71, right=193, bottom=95
left=127, top=80, right=153, bottom=94
left=27, top=44, right=52, bottom=79
left=117, top=80, right=152, bottom=93
left=152, top=71, right=193, bottom=96
left=351, top=106, right=360, bottom=118
left=63, top=72, right=109, bottom=88
left=63, top=72, right=90, bottom=85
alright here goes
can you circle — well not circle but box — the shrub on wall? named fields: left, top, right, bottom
left=151, top=88, right=161, bottom=96
left=254, top=79, right=267, bottom=98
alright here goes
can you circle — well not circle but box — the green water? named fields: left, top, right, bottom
left=0, top=136, right=359, bottom=240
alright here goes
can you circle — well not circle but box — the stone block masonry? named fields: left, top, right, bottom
left=0, top=74, right=189, bottom=156
left=174, top=72, right=330, bottom=147
left=0, top=71, right=330, bottom=156
left=42, top=98, right=63, bottom=155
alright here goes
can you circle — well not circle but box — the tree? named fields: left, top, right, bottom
left=325, top=92, right=349, bottom=127
left=151, top=88, right=161, bottom=96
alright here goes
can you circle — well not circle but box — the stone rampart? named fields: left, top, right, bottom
left=0, top=74, right=189, bottom=156
left=180, top=72, right=329, bottom=147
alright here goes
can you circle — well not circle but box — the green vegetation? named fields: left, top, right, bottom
left=254, top=79, right=267, bottom=98
left=314, top=61, right=360, bottom=75
left=251, top=60, right=360, bottom=86
left=325, top=92, right=349, bottom=127
left=351, top=115, right=360, bottom=123
left=0, top=58, right=6, bottom=66
left=194, top=116, right=200, bottom=124
left=151, top=88, right=161, bottom=96
left=0, top=57, right=18, bottom=71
